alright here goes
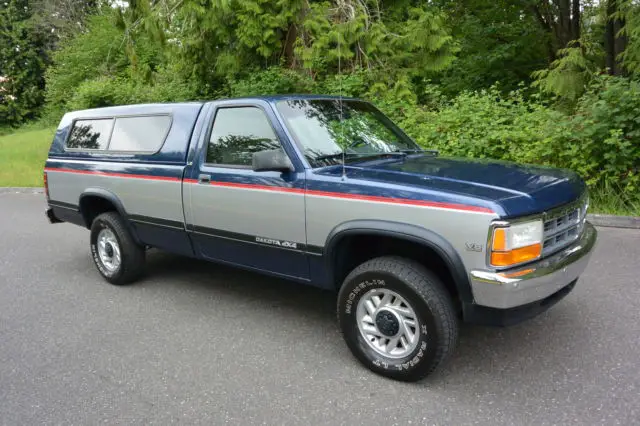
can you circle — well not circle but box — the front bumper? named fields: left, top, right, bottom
left=469, top=222, right=597, bottom=311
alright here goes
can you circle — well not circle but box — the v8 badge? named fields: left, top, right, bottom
left=465, top=242, right=483, bottom=252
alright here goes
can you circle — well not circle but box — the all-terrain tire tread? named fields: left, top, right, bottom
left=91, top=212, right=145, bottom=285
left=339, top=256, right=458, bottom=380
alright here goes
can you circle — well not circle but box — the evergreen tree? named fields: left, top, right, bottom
left=0, top=0, right=50, bottom=125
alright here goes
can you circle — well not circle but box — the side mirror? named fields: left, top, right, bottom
left=252, top=148, right=294, bottom=173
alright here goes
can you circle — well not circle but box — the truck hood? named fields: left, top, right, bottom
left=334, top=156, right=586, bottom=217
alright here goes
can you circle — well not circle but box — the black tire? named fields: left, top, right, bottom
left=337, top=256, right=458, bottom=382
left=89, top=212, right=145, bottom=285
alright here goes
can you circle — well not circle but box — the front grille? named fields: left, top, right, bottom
left=542, top=197, right=588, bottom=256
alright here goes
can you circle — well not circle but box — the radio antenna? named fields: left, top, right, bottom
left=338, top=15, right=346, bottom=180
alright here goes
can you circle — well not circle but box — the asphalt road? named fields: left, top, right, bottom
left=1, top=192, right=639, bottom=425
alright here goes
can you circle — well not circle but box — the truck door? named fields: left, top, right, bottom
left=184, top=102, right=309, bottom=280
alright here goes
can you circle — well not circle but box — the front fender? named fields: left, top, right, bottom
left=324, top=219, right=473, bottom=304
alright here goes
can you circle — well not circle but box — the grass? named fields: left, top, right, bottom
left=0, top=126, right=638, bottom=216
left=589, top=185, right=640, bottom=217
left=0, top=127, right=55, bottom=187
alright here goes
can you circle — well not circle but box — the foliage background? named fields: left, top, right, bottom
left=0, top=0, right=638, bottom=208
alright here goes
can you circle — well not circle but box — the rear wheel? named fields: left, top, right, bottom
left=90, top=212, right=145, bottom=285
left=337, top=256, right=458, bottom=382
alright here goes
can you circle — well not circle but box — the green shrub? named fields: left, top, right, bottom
left=228, top=67, right=316, bottom=98
left=401, top=86, right=566, bottom=162
left=320, top=70, right=372, bottom=98
left=66, top=71, right=199, bottom=112
left=563, top=76, right=640, bottom=193
left=393, top=80, right=639, bottom=197
left=227, top=67, right=390, bottom=100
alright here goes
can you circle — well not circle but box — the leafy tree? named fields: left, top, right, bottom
left=113, top=0, right=172, bottom=82
left=532, top=39, right=602, bottom=101
left=30, top=0, right=99, bottom=44
left=156, top=0, right=308, bottom=91
left=121, top=0, right=456, bottom=97
left=616, top=0, right=640, bottom=74
left=433, top=0, right=549, bottom=94
left=45, top=8, right=168, bottom=120
left=531, top=0, right=640, bottom=101
left=0, top=0, right=51, bottom=126
left=44, top=12, right=127, bottom=117
left=295, top=2, right=456, bottom=78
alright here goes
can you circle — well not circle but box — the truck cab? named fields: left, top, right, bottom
left=44, top=95, right=597, bottom=381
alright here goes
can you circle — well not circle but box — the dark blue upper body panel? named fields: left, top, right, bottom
left=228, top=94, right=360, bottom=102
left=48, top=103, right=204, bottom=164
left=321, top=155, right=585, bottom=218
left=49, top=96, right=586, bottom=219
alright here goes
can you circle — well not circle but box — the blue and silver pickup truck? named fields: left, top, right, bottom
left=44, top=95, right=596, bottom=381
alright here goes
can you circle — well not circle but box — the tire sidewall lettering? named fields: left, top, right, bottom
left=340, top=270, right=443, bottom=379
left=91, top=220, right=119, bottom=278
left=371, top=331, right=429, bottom=371
left=344, top=279, right=385, bottom=314
left=395, top=341, right=428, bottom=371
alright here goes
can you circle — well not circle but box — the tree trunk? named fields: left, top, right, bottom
left=605, top=0, right=626, bottom=75
left=614, top=17, right=628, bottom=75
left=532, top=0, right=581, bottom=60
left=558, top=0, right=572, bottom=47
left=282, top=23, right=298, bottom=68
left=571, top=0, right=580, bottom=42
left=606, top=0, right=616, bottom=73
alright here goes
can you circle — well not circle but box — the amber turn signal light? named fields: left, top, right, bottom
left=491, top=228, right=507, bottom=251
left=490, top=243, right=542, bottom=267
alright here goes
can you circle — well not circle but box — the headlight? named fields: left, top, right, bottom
left=490, top=220, right=543, bottom=267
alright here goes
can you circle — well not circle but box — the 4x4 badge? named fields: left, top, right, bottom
left=255, top=236, right=298, bottom=249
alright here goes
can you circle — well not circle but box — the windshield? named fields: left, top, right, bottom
left=275, top=99, right=421, bottom=168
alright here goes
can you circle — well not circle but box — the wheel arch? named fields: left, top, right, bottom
left=78, top=188, right=141, bottom=244
left=324, top=220, right=474, bottom=305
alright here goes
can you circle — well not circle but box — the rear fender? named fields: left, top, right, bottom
left=79, top=188, right=142, bottom=245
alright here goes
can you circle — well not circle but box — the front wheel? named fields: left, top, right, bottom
left=90, top=212, right=145, bottom=285
left=337, top=256, right=458, bottom=382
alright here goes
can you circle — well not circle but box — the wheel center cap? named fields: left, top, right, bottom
left=375, top=310, right=400, bottom=337
left=105, top=243, right=114, bottom=257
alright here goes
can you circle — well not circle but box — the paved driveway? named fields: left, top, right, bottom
left=1, top=192, right=639, bottom=425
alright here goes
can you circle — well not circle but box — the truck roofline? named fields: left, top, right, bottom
left=61, top=94, right=367, bottom=118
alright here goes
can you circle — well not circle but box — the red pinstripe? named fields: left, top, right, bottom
left=45, top=167, right=495, bottom=214
left=303, top=188, right=494, bottom=213
left=44, top=167, right=180, bottom=182
left=205, top=180, right=305, bottom=194
left=194, top=180, right=493, bottom=213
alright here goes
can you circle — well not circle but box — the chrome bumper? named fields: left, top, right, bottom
left=469, top=222, right=597, bottom=309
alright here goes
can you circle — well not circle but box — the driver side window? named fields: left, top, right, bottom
left=207, top=107, right=281, bottom=166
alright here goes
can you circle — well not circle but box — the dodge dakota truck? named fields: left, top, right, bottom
left=44, top=95, right=597, bottom=381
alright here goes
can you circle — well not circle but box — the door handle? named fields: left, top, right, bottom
left=198, top=174, right=211, bottom=184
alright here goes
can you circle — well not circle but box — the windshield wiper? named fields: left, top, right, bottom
left=314, top=151, right=407, bottom=163
left=394, top=148, right=439, bottom=156
left=313, top=152, right=357, bottom=162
